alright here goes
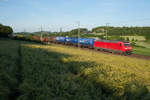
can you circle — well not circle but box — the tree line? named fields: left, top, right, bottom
left=17, top=26, right=150, bottom=41
left=0, top=24, right=13, bottom=37
left=50, top=26, right=150, bottom=37
left=92, top=26, right=150, bottom=36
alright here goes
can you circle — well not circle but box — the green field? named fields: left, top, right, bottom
left=1, top=39, right=150, bottom=100
left=122, top=36, right=145, bottom=41
left=133, top=47, right=150, bottom=56
left=135, top=42, right=150, bottom=48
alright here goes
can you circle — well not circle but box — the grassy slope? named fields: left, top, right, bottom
left=23, top=43, right=150, bottom=99
left=19, top=43, right=106, bottom=100
left=1, top=39, right=150, bottom=100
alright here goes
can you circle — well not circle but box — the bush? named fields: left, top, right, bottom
left=132, top=38, right=135, bottom=42
left=126, top=37, right=130, bottom=41
left=131, top=41, right=136, bottom=46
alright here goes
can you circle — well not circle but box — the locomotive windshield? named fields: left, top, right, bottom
left=124, top=43, right=130, bottom=47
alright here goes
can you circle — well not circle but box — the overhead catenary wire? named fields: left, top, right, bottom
left=40, top=26, right=43, bottom=42
left=78, top=21, right=80, bottom=48
left=21, top=18, right=150, bottom=33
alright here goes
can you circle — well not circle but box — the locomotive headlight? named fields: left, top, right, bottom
left=125, top=48, right=128, bottom=49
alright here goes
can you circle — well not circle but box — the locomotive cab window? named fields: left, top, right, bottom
left=124, top=43, right=130, bottom=46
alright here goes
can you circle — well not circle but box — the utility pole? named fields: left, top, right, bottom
left=60, top=27, right=62, bottom=36
left=24, top=28, right=26, bottom=34
left=40, top=26, right=43, bottom=42
left=48, top=31, right=50, bottom=44
left=105, top=23, right=109, bottom=49
left=78, top=21, right=80, bottom=48
left=106, top=23, right=109, bottom=40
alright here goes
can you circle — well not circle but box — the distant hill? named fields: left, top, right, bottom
left=92, top=26, right=150, bottom=36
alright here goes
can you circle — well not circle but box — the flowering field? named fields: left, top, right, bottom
left=0, top=39, right=150, bottom=100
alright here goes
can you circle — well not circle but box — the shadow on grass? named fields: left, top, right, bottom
left=18, top=42, right=150, bottom=100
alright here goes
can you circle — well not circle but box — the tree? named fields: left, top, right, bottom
left=126, top=37, right=130, bottom=41
left=132, top=38, right=135, bottom=42
left=0, top=24, right=13, bottom=37
left=70, top=28, right=88, bottom=34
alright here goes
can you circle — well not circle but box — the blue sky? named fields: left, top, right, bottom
left=0, top=0, right=150, bottom=32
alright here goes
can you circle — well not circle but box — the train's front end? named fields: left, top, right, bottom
left=123, top=42, right=132, bottom=55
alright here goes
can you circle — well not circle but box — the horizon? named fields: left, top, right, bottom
left=13, top=25, right=150, bottom=33
left=0, top=0, right=150, bottom=32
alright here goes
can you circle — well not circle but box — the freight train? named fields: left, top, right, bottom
left=37, top=36, right=132, bottom=55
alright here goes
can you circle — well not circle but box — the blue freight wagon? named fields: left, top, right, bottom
left=65, top=37, right=73, bottom=44
left=69, top=37, right=78, bottom=45
left=79, top=38, right=95, bottom=48
left=56, top=37, right=66, bottom=43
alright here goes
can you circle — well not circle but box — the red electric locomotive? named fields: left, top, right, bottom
left=94, top=39, right=132, bottom=55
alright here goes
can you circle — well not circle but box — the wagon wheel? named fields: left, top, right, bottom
left=121, top=52, right=124, bottom=56
left=94, top=47, right=98, bottom=51
left=124, top=52, right=127, bottom=56
left=120, top=52, right=123, bottom=55
left=128, top=51, right=132, bottom=55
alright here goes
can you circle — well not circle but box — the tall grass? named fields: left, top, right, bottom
left=23, top=43, right=150, bottom=99
left=19, top=43, right=108, bottom=100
